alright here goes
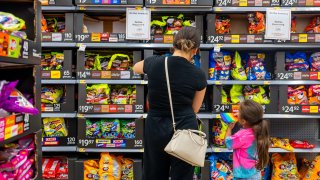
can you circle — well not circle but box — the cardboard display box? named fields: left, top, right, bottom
left=146, top=0, right=213, bottom=6
left=275, top=52, right=320, bottom=80
left=76, top=50, right=143, bottom=80
left=41, top=84, right=75, bottom=113
left=42, top=13, right=74, bottom=42
left=78, top=83, right=144, bottom=114
left=212, top=85, right=279, bottom=113
left=75, top=0, right=143, bottom=5
left=215, top=0, right=280, bottom=6
left=279, top=85, right=320, bottom=114
left=77, top=118, right=144, bottom=149
left=207, top=14, right=273, bottom=44
left=74, top=13, right=138, bottom=43
left=41, top=50, right=73, bottom=79
left=42, top=118, right=77, bottom=146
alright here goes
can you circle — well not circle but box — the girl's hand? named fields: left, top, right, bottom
left=228, top=122, right=236, bottom=130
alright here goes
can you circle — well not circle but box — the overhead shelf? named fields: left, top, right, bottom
left=77, top=80, right=147, bottom=84
left=42, top=42, right=77, bottom=48
left=41, top=79, right=77, bottom=84
left=78, top=114, right=145, bottom=119
left=42, top=113, right=77, bottom=118
left=0, top=128, right=37, bottom=147
left=41, top=6, right=76, bottom=12
left=0, top=56, right=40, bottom=65
left=42, top=146, right=77, bottom=152
left=207, top=80, right=320, bottom=85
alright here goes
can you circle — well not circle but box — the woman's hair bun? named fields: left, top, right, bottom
left=173, top=27, right=201, bottom=53
left=176, top=39, right=195, bottom=52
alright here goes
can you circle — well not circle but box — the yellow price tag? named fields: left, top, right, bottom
left=79, top=6, right=86, bottom=10
left=299, top=34, right=308, bottom=43
left=214, top=148, right=222, bottom=152
left=310, top=106, right=319, bottom=113
left=274, top=7, right=281, bottom=10
left=318, top=72, right=320, bottom=80
left=291, top=7, right=297, bottom=11
left=239, top=0, right=248, bottom=6
left=91, top=33, right=101, bottom=42
left=149, top=7, right=156, bottom=11
left=135, top=6, right=142, bottom=10
left=140, top=149, right=144, bottom=152
left=215, top=81, right=222, bottom=85
left=231, top=35, right=240, bottom=43
left=264, top=81, right=271, bottom=85
left=216, top=7, right=222, bottom=12
left=217, top=44, right=223, bottom=48
left=78, top=114, right=84, bottom=118
left=79, top=80, right=86, bottom=84
left=79, top=148, right=86, bottom=152
left=216, top=114, right=221, bottom=119
left=50, top=71, right=61, bottom=79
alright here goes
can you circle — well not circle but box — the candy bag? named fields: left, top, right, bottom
left=288, top=86, right=308, bottom=105
left=86, top=119, right=101, bottom=138
left=43, top=117, right=68, bottom=137
left=305, top=16, right=320, bottom=33
left=46, top=18, right=57, bottom=32
left=308, top=85, right=320, bottom=105
left=257, top=86, right=270, bottom=105
left=270, top=137, right=294, bottom=151
left=285, top=52, right=309, bottom=71
left=213, top=120, right=228, bottom=147
left=300, top=158, right=312, bottom=179
left=231, top=51, right=247, bottom=80
left=248, top=12, right=265, bottom=34
left=57, top=159, right=68, bottom=179
left=85, top=53, right=98, bottom=70
left=150, top=17, right=167, bottom=36
left=209, top=51, right=232, bottom=80
left=41, top=15, right=47, bottom=32
left=271, top=153, right=299, bottom=180
left=86, top=84, right=110, bottom=104
left=99, top=153, right=121, bottom=180
left=291, top=16, right=297, bottom=33
left=230, top=85, right=244, bottom=104
left=309, top=52, right=320, bottom=71
left=42, top=158, right=61, bottom=179
left=221, top=88, right=229, bottom=104
left=0, top=149, right=28, bottom=171
left=84, top=160, right=99, bottom=180
left=0, top=12, right=26, bottom=32
left=107, top=54, right=131, bottom=71
left=101, top=119, right=121, bottom=139
left=208, top=153, right=233, bottom=180
left=215, top=15, right=231, bottom=34
left=41, top=85, right=64, bottom=104
left=120, top=158, right=134, bottom=180
left=164, top=14, right=184, bottom=35
left=300, top=155, right=320, bottom=180
left=121, top=120, right=135, bottom=139
left=290, top=140, right=315, bottom=149
left=20, top=169, right=33, bottom=180
left=246, top=53, right=271, bottom=80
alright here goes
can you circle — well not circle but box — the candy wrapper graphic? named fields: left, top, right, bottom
left=101, top=119, right=121, bottom=139
left=86, top=84, right=110, bottom=104
left=216, top=15, right=231, bottom=34
left=270, top=137, right=294, bottom=151
left=288, top=86, right=309, bottom=105
left=41, top=85, right=64, bottom=104
left=84, top=160, right=99, bottom=180
left=86, top=119, right=102, bottom=138
left=213, top=120, right=228, bottom=147
left=248, top=12, right=265, bottom=34
left=231, top=51, right=247, bottom=80
left=243, top=85, right=270, bottom=105
left=305, top=16, right=320, bottom=33
left=308, top=85, right=320, bottom=105
left=99, top=153, right=121, bottom=180
left=119, top=158, right=134, bottom=180
left=43, top=118, right=68, bottom=137
left=121, top=120, right=136, bottom=139
left=299, top=155, right=320, bottom=180
left=0, top=12, right=26, bottom=32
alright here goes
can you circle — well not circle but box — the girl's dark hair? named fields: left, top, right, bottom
left=173, top=27, right=200, bottom=52
left=239, top=100, right=270, bottom=170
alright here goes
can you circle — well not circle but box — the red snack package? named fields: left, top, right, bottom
left=42, top=158, right=61, bottom=179
left=57, top=160, right=68, bottom=179
left=305, top=17, right=320, bottom=33
left=290, top=140, right=315, bottom=149
left=248, top=12, right=265, bottom=34
left=291, top=17, right=297, bottom=33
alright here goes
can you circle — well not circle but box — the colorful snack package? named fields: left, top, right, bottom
left=270, top=137, right=294, bottom=151
left=0, top=31, right=9, bottom=56
left=230, top=85, right=244, bottom=104
left=300, top=158, right=312, bottom=179
left=41, top=15, right=47, bottom=32
left=150, top=18, right=167, bottom=36
left=49, top=52, right=64, bottom=70
left=300, top=155, right=320, bottom=180
left=120, top=158, right=134, bottom=180
left=285, top=52, right=309, bottom=71
left=99, top=153, right=121, bottom=180
left=193, top=166, right=201, bottom=180
left=121, top=120, right=136, bottom=139
left=164, top=14, right=184, bottom=35
left=305, top=16, right=320, bottom=33
left=84, top=160, right=99, bottom=180
left=57, top=159, right=68, bottom=179
left=46, top=18, right=57, bottom=32
left=85, top=53, right=98, bottom=70
left=291, top=16, right=297, bottom=33
left=215, top=15, right=231, bottom=34
left=16, top=155, right=35, bottom=180
left=101, top=119, right=121, bottom=139
left=246, top=53, right=271, bottom=80
left=290, top=140, right=315, bottom=149
left=209, top=51, right=232, bottom=80
left=308, top=85, right=320, bottom=105
left=271, top=153, right=299, bottom=180
left=248, top=12, right=265, bottom=34
left=0, top=149, right=28, bottom=171
left=42, top=158, right=61, bottom=179
left=3, top=89, right=39, bottom=115
left=231, top=51, right=247, bottom=80
left=108, top=54, right=131, bottom=71
left=86, top=119, right=101, bottom=138
left=288, top=86, right=309, bottom=105
left=110, top=86, right=130, bottom=105
left=0, top=12, right=26, bottom=32
left=41, top=85, right=64, bottom=104
left=57, top=19, right=65, bottom=33
left=221, top=88, right=229, bottom=104
left=20, top=169, right=33, bottom=180
left=43, top=117, right=68, bottom=137
left=208, top=153, right=233, bottom=180
left=86, top=84, right=110, bottom=104
left=309, top=52, right=320, bottom=71
left=212, top=120, right=228, bottom=147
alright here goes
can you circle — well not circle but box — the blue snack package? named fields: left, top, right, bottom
left=101, top=119, right=121, bottom=139
left=246, top=53, right=271, bottom=80
left=209, top=50, right=232, bottom=80
left=121, top=120, right=136, bottom=139
left=285, top=52, right=309, bottom=71
left=208, top=153, right=233, bottom=180
left=309, top=52, right=320, bottom=71
left=86, top=119, right=102, bottom=138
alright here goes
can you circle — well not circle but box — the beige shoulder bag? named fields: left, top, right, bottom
left=163, top=57, right=207, bottom=167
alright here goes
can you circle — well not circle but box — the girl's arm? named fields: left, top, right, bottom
left=133, top=60, right=145, bottom=74
left=192, top=88, right=206, bottom=113
left=225, top=123, right=236, bottom=139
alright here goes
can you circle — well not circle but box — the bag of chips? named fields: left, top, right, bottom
left=271, top=153, right=299, bottom=180
left=43, top=118, right=68, bottom=137
left=84, top=160, right=99, bottom=180
left=99, top=153, right=121, bottom=180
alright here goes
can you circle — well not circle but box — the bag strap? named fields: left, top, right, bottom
left=165, top=57, right=176, bottom=132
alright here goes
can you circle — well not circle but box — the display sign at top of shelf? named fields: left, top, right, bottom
left=146, top=0, right=213, bottom=6
left=76, top=0, right=143, bottom=5
left=215, top=0, right=280, bottom=6
left=126, top=8, right=151, bottom=40
left=265, top=9, right=291, bottom=40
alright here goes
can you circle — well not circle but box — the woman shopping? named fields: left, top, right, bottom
left=133, top=27, right=207, bottom=180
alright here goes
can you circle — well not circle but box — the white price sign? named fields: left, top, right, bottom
left=265, top=9, right=291, bottom=40
left=126, top=8, right=151, bottom=40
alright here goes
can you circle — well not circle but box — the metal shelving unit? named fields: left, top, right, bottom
left=42, top=113, right=77, bottom=118
left=42, top=146, right=77, bottom=152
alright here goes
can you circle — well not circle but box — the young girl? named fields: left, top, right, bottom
left=225, top=100, right=270, bottom=180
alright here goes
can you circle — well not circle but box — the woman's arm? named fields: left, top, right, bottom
left=192, top=88, right=206, bottom=113
left=133, top=60, right=145, bottom=74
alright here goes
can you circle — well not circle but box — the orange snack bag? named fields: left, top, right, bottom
left=99, top=152, right=121, bottom=180
left=84, top=160, right=99, bottom=180
left=271, top=153, right=299, bottom=180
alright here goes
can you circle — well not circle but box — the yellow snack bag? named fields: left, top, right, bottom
left=43, top=118, right=68, bottom=137
left=120, top=158, right=134, bottom=180
left=99, top=153, right=121, bottom=180
left=301, top=155, right=320, bottom=180
left=84, top=160, right=99, bottom=180
left=270, top=137, right=294, bottom=152
left=271, top=153, right=299, bottom=180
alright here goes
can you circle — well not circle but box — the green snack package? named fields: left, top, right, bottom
left=107, top=54, right=131, bottom=70
left=230, top=85, right=244, bottom=104
left=221, top=88, right=228, bottom=104
left=121, top=120, right=135, bottom=139
left=0, top=12, right=26, bottom=32
left=86, top=119, right=102, bottom=138
left=41, top=85, right=64, bottom=104
left=258, top=86, right=270, bottom=105
left=101, top=119, right=121, bottom=139
left=99, top=55, right=111, bottom=70
left=86, top=84, right=110, bottom=104
left=8, top=35, right=21, bottom=58
left=231, top=51, right=247, bottom=80
left=43, top=117, right=68, bottom=137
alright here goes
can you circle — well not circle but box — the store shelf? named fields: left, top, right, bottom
left=41, top=6, right=76, bottom=12
left=42, top=113, right=77, bottom=118
left=78, top=43, right=213, bottom=49
left=213, top=7, right=320, bottom=13
left=148, top=6, right=213, bottom=12
left=41, top=79, right=77, bottom=84
left=77, top=79, right=147, bottom=84
left=0, top=128, right=36, bottom=147
left=0, top=56, right=40, bottom=65
left=207, top=80, right=320, bottom=85
left=78, top=114, right=145, bottom=119
left=42, top=146, right=77, bottom=152
left=78, top=148, right=144, bottom=153
left=42, top=42, right=77, bottom=48
left=213, top=43, right=320, bottom=50
left=76, top=5, right=141, bottom=13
